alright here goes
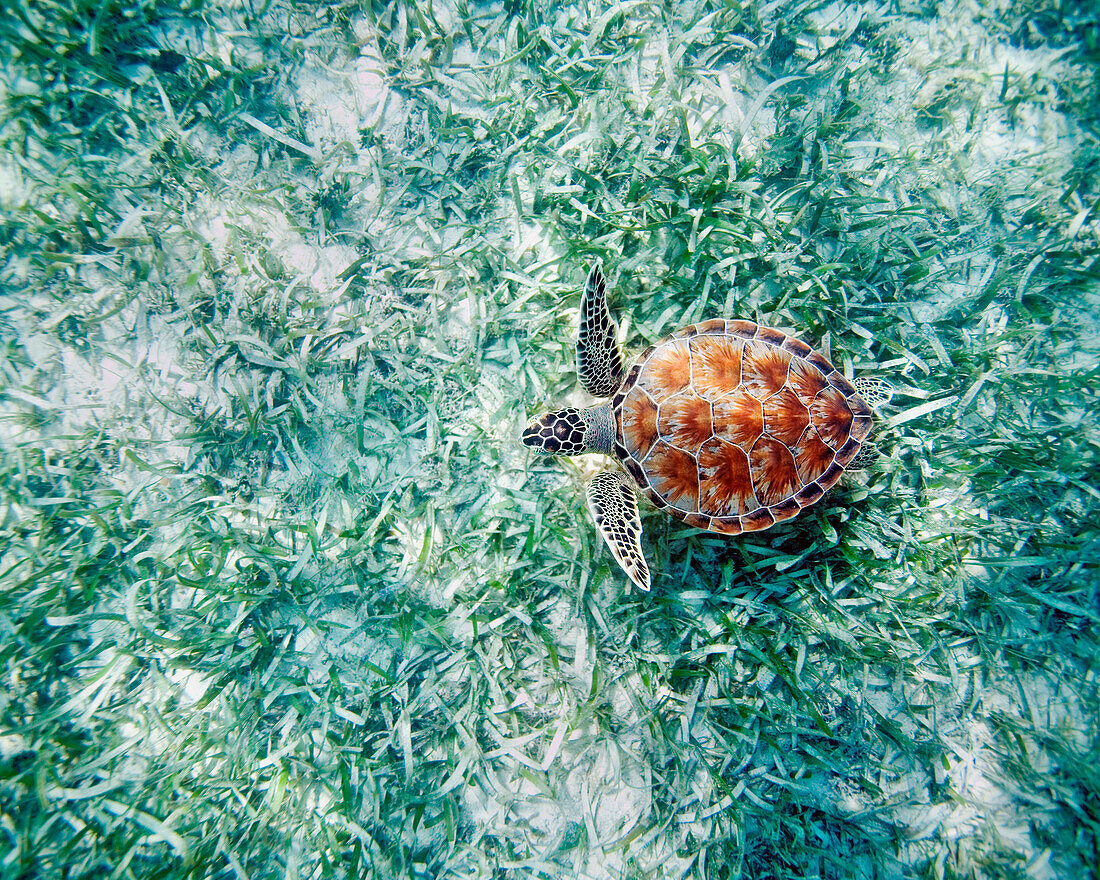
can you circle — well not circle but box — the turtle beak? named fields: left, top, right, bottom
left=522, top=416, right=554, bottom=454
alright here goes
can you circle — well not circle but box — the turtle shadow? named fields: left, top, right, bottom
left=647, top=491, right=870, bottom=601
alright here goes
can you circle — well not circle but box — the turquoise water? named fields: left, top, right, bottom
left=1, top=1, right=1098, bottom=877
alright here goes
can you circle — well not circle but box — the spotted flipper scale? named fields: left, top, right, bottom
left=577, top=264, right=624, bottom=398
left=586, top=471, right=650, bottom=592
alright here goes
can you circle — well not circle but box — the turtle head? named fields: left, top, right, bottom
left=523, top=408, right=587, bottom=455
left=522, top=404, right=614, bottom=456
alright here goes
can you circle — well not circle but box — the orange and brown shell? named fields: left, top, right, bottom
left=612, top=319, right=873, bottom=534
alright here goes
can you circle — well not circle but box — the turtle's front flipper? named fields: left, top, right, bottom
left=577, top=264, right=624, bottom=397
left=586, top=471, right=650, bottom=592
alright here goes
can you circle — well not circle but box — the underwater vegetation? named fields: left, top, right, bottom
left=0, top=0, right=1098, bottom=877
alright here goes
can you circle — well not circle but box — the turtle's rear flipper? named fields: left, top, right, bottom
left=847, top=440, right=879, bottom=470
left=847, top=377, right=891, bottom=471
left=852, top=376, right=893, bottom=409
left=586, top=471, right=650, bottom=592
left=577, top=264, right=624, bottom=398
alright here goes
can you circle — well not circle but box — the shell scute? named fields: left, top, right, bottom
left=623, top=456, right=648, bottom=488
left=791, top=426, right=836, bottom=484
left=770, top=498, right=801, bottom=523
left=827, top=372, right=857, bottom=397
left=787, top=357, right=829, bottom=404
left=817, top=460, right=846, bottom=490
left=810, top=386, right=854, bottom=449
left=689, top=335, right=743, bottom=399
left=755, top=325, right=789, bottom=347
left=849, top=395, right=873, bottom=420
left=637, top=340, right=692, bottom=399
left=781, top=336, right=812, bottom=358
left=645, top=440, right=700, bottom=513
left=682, top=512, right=712, bottom=530
left=712, top=388, right=764, bottom=450
left=835, top=435, right=862, bottom=463
left=806, top=351, right=834, bottom=375
left=657, top=391, right=713, bottom=453
left=710, top=517, right=743, bottom=535
left=762, top=387, right=810, bottom=447
left=698, top=438, right=758, bottom=517
left=621, top=386, right=659, bottom=461
left=794, top=481, right=825, bottom=508
left=613, top=363, right=642, bottom=407
left=741, top=507, right=776, bottom=531
left=741, top=339, right=792, bottom=400
left=727, top=320, right=757, bottom=339
left=694, top=318, right=728, bottom=336
left=749, top=435, right=801, bottom=506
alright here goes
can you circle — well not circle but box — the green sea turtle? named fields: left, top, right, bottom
left=523, top=264, right=884, bottom=591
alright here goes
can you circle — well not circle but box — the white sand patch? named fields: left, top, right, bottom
left=710, top=68, right=779, bottom=164
left=293, top=606, right=395, bottom=687
left=0, top=150, right=30, bottom=212
left=164, top=665, right=213, bottom=705
left=863, top=10, right=1082, bottom=215
left=188, top=191, right=358, bottom=295
left=460, top=706, right=658, bottom=879
left=448, top=581, right=698, bottom=877
left=295, top=52, right=396, bottom=149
